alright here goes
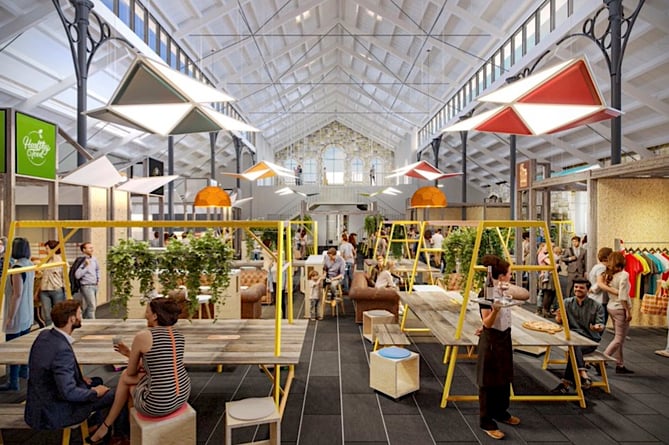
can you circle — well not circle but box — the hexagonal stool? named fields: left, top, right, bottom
left=130, top=403, right=196, bottom=445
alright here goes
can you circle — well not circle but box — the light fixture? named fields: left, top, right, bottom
left=193, top=185, right=231, bottom=208
left=223, top=160, right=295, bottom=181
left=386, top=160, right=463, bottom=181
left=442, top=57, right=621, bottom=136
left=86, top=55, right=258, bottom=135
left=60, top=156, right=125, bottom=188
left=410, top=186, right=447, bottom=208
left=116, top=175, right=180, bottom=194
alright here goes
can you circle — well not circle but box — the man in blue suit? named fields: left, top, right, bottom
left=25, top=300, right=114, bottom=431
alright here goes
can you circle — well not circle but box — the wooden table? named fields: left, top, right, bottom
left=0, top=319, right=308, bottom=413
left=399, top=285, right=598, bottom=408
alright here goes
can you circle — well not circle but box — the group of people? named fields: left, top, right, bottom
left=0, top=239, right=105, bottom=393
left=475, top=244, right=639, bottom=440
left=22, top=297, right=190, bottom=444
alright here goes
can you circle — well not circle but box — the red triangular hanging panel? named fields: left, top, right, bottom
left=548, top=108, right=621, bottom=134
left=477, top=107, right=532, bottom=135
left=519, top=60, right=601, bottom=106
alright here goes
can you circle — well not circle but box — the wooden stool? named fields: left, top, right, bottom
left=60, top=419, right=89, bottom=445
left=362, top=310, right=394, bottom=342
left=225, top=397, right=280, bottom=445
left=130, top=403, right=196, bottom=445
left=370, top=347, right=420, bottom=399
left=321, top=284, right=345, bottom=317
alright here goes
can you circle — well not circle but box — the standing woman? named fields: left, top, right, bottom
left=39, top=240, right=66, bottom=326
left=1, top=237, right=34, bottom=391
left=476, top=255, right=529, bottom=440
left=597, top=251, right=634, bottom=374
left=86, top=297, right=191, bottom=444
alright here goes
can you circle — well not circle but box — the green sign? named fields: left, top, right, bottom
left=15, top=111, right=57, bottom=180
left=0, top=110, right=5, bottom=173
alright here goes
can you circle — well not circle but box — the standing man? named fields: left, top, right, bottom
left=295, top=164, right=303, bottom=185
left=25, top=300, right=114, bottom=431
left=431, top=228, right=445, bottom=271
left=369, top=165, right=375, bottom=185
left=338, top=234, right=355, bottom=292
left=561, top=236, right=586, bottom=297
left=551, top=279, right=605, bottom=394
left=75, top=242, right=100, bottom=319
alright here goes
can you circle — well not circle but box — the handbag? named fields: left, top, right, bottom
left=640, top=286, right=669, bottom=315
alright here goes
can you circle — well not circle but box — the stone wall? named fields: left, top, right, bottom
left=274, top=121, right=394, bottom=183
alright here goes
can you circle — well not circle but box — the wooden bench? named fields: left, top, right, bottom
left=0, top=404, right=28, bottom=445
left=373, top=324, right=410, bottom=351
left=542, top=346, right=616, bottom=393
left=0, top=402, right=90, bottom=445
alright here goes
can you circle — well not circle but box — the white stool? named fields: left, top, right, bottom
left=225, top=397, right=280, bottom=445
left=362, top=309, right=395, bottom=342
left=130, top=403, right=196, bottom=445
left=196, top=294, right=212, bottom=318
left=370, top=347, right=420, bottom=399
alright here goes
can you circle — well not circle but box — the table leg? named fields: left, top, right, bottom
left=440, top=346, right=459, bottom=408
left=567, top=346, right=587, bottom=408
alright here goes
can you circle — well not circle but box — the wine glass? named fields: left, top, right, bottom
left=498, top=281, right=511, bottom=304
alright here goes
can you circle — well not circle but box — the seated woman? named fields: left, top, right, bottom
left=374, top=261, right=397, bottom=289
left=367, top=255, right=403, bottom=288
left=86, top=297, right=191, bottom=444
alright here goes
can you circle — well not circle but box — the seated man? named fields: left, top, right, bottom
left=552, top=279, right=605, bottom=393
left=25, top=300, right=115, bottom=431
left=323, top=247, right=346, bottom=300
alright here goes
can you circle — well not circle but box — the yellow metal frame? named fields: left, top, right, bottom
left=441, top=220, right=586, bottom=408
left=0, top=219, right=317, bottom=410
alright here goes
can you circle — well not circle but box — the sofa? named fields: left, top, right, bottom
left=241, top=283, right=265, bottom=319
left=239, top=267, right=271, bottom=304
left=348, top=271, right=400, bottom=323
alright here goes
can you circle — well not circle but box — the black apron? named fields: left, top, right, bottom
left=476, top=325, right=513, bottom=387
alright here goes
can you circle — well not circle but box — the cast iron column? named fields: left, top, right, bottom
left=607, top=0, right=623, bottom=165
left=167, top=136, right=174, bottom=220
left=209, top=132, right=218, bottom=180
left=232, top=134, right=243, bottom=192
left=460, top=130, right=468, bottom=220
left=509, top=135, right=516, bottom=220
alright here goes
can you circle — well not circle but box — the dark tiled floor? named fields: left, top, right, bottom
left=2, top=288, right=669, bottom=444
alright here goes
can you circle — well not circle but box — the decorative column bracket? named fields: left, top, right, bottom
left=52, top=0, right=133, bottom=159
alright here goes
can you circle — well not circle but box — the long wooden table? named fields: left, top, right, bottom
left=0, top=319, right=308, bottom=413
left=400, top=285, right=598, bottom=408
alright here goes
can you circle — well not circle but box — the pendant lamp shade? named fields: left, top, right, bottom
left=410, top=186, right=447, bottom=208
left=193, top=186, right=231, bottom=208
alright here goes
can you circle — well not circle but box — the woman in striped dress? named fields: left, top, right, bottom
left=87, top=297, right=191, bottom=444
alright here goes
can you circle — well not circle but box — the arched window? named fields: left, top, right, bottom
left=371, top=158, right=384, bottom=186
left=284, top=159, right=298, bottom=185
left=351, top=158, right=363, bottom=183
left=303, top=158, right=317, bottom=184
left=323, top=146, right=345, bottom=185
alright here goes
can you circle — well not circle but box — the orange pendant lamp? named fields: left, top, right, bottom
left=410, top=185, right=447, bottom=208
left=193, top=185, right=231, bottom=208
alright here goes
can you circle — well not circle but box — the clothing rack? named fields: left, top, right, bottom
left=614, top=239, right=669, bottom=251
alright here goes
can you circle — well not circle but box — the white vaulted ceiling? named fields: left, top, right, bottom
left=0, top=0, right=668, bottom=192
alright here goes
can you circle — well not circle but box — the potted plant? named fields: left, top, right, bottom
left=188, top=230, right=234, bottom=314
left=107, top=239, right=156, bottom=318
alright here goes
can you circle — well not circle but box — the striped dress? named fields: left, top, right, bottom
left=133, top=326, right=191, bottom=417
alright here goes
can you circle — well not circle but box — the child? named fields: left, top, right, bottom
left=308, top=270, right=324, bottom=320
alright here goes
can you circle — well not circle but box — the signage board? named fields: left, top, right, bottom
left=15, top=111, right=57, bottom=180
left=516, top=159, right=535, bottom=191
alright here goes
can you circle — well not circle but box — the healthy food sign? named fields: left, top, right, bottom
left=15, top=111, right=56, bottom=180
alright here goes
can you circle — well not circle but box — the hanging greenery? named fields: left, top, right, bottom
left=107, top=239, right=156, bottom=319
left=443, top=227, right=507, bottom=289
